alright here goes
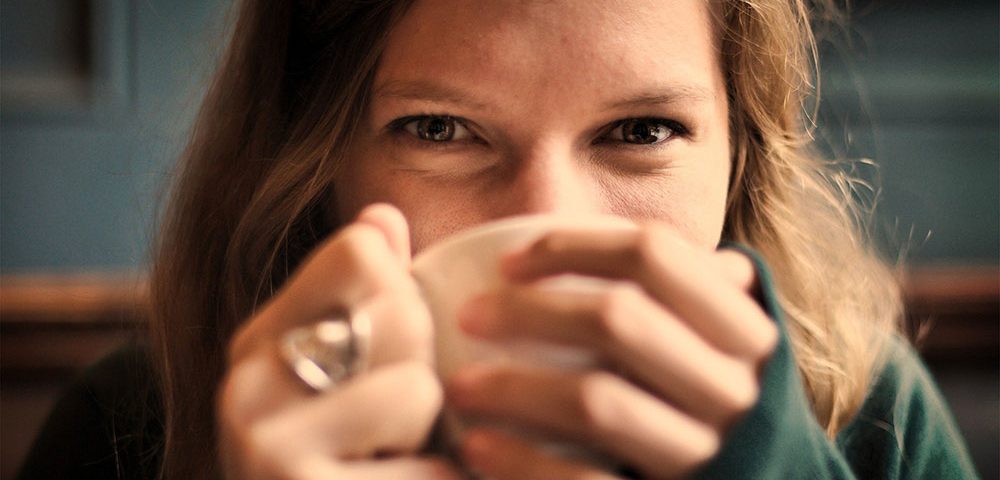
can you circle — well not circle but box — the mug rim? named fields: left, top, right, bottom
left=411, top=213, right=635, bottom=271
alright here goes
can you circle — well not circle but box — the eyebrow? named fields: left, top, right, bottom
left=374, top=79, right=715, bottom=112
left=602, top=85, right=715, bottom=110
left=374, top=79, right=495, bottom=111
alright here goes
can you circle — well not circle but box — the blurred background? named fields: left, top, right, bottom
left=1, top=0, right=997, bottom=478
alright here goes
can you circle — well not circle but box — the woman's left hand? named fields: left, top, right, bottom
left=447, top=224, right=779, bottom=479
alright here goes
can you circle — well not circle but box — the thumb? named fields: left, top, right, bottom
left=354, top=203, right=412, bottom=268
left=353, top=204, right=433, bottom=368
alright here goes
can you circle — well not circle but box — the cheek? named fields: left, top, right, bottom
left=331, top=163, right=374, bottom=227
left=603, top=165, right=729, bottom=249
left=331, top=152, right=487, bottom=253
left=331, top=142, right=402, bottom=229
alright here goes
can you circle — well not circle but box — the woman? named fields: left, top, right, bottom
left=19, top=0, right=976, bottom=479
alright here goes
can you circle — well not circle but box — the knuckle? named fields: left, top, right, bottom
left=634, top=225, right=669, bottom=265
left=327, top=224, right=400, bottom=288
left=739, top=314, right=780, bottom=362
left=245, top=409, right=295, bottom=460
left=339, top=223, right=384, bottom=254
left=688, top=428, right=721, bottom=466
left=714, top=249, right=754, bottom=278
left=594, top=285, right=641, bottom=343
left=284, top=224, right=400, bottom=308
left=403, top=291, right=436, bottom=342
left=575, top=371, right=622, bottom=433
left=734, top=302, right=780, bottom=362
left=398, top=361, right=445, bottom=409
left=530, top=231, right=572, bottom=258
left=706, top=358, right=760, bottom=420
left=217, top=353, right=280, bottom=424
left=757, top=320, right=780, bottom=357
left=370, top=292, right=435, bottom=365
left=226, top=312, right=279, bottom=364
left=218, top=359, right=254, bottom=416
left=720, top=367, right=760, bottom=414
left=337, top=225, right=387, bottom=267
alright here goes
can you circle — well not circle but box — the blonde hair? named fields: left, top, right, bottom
left=150, top=0, right=901, bottom=476
left=716, top=0, right=901, bottom=434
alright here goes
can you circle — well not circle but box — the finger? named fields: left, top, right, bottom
left=220, top=345, right=311, bottom=424
left=362, top=288, right=435, bottom=367
left=226, top=283, right=435, bottom=430
left=448, top=366, right=719, bottom=478
left=355, top=203, right=412, bottom=267
left=275, top=221, right=412, bottom=321
left=249, top=454, right=461, bottom=480
left=291, top=456, right=463, bottom=480
left=501, top=226, right=776, bottom=360
left=500, top=226, right=637, bottom=281
left=253, top=361, right=443, bottom=461
left=713, top=248, right=757, bottom=292
left=339, top=457, right=463, bottom=480
left=458, top=284, right=758, bottom=427
left=460, top=428, right=621, bottom=480
left=230, top=221, right=424, bottom=363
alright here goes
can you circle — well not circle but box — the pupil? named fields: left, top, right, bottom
left=420, top=117, right=453, bottom=141
left=625, top=121, right=664, bottom=144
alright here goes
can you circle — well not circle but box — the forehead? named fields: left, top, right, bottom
left=376, top=0, right=724, bottom=110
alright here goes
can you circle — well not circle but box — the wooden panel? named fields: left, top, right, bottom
left=1, top=273, right=147, bottom=322
left=903, top=266, right=999, bottom=360
left=1, top=273, right=147, bottom=377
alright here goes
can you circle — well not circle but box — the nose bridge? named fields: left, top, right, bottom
left=505, top=143, right=600, bottom=216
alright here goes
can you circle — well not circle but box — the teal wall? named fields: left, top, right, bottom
left=2, top=0, right=997, bottom=273
left=818, top=0, right=999, bottom=264
left=2, top=0, right=228, bottom=273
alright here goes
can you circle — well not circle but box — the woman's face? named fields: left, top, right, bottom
left=334, top=0, right=730, bottom=253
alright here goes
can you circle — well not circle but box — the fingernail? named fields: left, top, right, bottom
left=461, top=429, right=495, bottom=471
left=457, top=294, right=498, bottom=337
left=446, top=367, right=485, bottom=409
left=499, top=247, right=529, bottom=279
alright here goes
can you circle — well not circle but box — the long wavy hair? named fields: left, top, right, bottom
left=150, top=0, right=901, bottom=477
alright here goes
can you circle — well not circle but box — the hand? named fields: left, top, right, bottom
left=448, top=224, right=779, bottom=479
left=217, top=204, right=461, bottom=480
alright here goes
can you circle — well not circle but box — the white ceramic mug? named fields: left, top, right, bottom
left=411, top=214, right=636, bottom=466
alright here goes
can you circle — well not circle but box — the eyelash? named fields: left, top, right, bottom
left=386, top=115, right=689, bottom=149
left=386, top=115, right=482, bottom=150
left=601, top=117, right=689, bottom=148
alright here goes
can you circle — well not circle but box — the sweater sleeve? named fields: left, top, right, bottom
left=692, top=250, right=979, bottom=479
left=835, top=337, right=980, bottom=479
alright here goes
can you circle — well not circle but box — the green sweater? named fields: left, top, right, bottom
left=694, top=253, right=979, bottom=479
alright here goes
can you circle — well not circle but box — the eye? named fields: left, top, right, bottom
left=400, top=115, right=473, bottom=142
left=606, top=118, right=681, bottom=145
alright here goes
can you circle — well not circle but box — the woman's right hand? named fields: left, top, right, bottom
left=216, top=204, right=461, bottom=479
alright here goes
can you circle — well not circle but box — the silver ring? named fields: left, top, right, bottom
left=279, top=310, right=371, bottom=392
